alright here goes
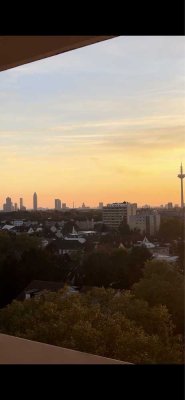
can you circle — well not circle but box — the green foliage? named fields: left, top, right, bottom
left=79, top=251, right=113, bottom=286
left=158, top=218, right=183, bottom=241
left=0, top=232, right=39, bottom=264
left=0, top=233, right=74, bottom=307
left=127, top=246, right=152, bottom=286
left=94, top=223, right=110, bottom=233
left=132, top=260, right=184, bottom=335
left=78, top=246, right=151, bottom=289
left=174, top=241, right=184, bottom=272
left=0, top=287, right=183, bottom=364
left=119, top=223, right=130, bottom=235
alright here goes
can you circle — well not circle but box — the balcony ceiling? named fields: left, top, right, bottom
left=0, top=36, right=116, bottom=72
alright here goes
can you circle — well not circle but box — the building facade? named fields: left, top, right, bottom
left=129, top=211, right=160, bottom=236
left=20, top=198, right=23, bottom=210
left=103, top=202, right=137, bottom=229
left=3, top=197, right=14, bottom=212
left=55, top=199, right=61, bottom=210
left=33, top=192, right=37, bottom=211
left=76, top=219, right=94, bottom=230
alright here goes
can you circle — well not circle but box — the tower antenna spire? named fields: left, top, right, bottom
left=177, top=163, right=185, bottom=208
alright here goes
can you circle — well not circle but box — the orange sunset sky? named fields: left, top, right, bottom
left=0, top=36, right=184, bottom=209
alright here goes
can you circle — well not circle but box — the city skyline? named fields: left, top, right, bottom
left=0, top=36, right=184, bottom=208
left=0, top=186, right=183, bottom=211
left=0, top=163, right=184, bottom=210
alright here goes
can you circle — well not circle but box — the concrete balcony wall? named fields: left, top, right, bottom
left=0, top=333, right=128, bottom=364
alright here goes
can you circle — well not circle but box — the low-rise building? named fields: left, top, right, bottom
left=76, top=219, right=94, bottom=230
left=17, top=280, right=66, bottom=301
left=11, top=220, right=24, bottom=227
left=51, top=238, right=86, bottom=256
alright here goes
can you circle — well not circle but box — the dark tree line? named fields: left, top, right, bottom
left=76, top=246, right=152, bottom=289
left=0, top=233, right=75, bottom=308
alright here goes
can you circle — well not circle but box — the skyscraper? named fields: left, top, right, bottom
left=33, top=192, right=37, bottom=211
left=177, top=163, right=185, bottom=208
left=19, top=198, right=26, bottom=211
left=3, top=197, right=13, bottom=212
left=20, top=198, right=23, bottom=210
left=55, top=199, right=61, bottom=210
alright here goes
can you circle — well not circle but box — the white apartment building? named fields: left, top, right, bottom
left=129, top=212, right=160, bottom=235
left=103, top=202, right=137, bottom=229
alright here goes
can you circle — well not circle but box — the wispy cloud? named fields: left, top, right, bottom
left=50, top=115, right=185, bottom=132
left=0, top=36, right=184, bottom=207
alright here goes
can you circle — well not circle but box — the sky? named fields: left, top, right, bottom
left=0, top=36, right=184, bottom=209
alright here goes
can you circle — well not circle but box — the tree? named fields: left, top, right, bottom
left=78, top=251, right=113, bottom=287
left=109, top=248, right=129, bottom=288
left=126, top=246, right=152, bottom=286
left=0, top=287, right=183, bottom=363
left=0, top=233, right=76, bottom=307
left=0, top=232, right=40, bottom=264
left=119, top=223, right=130, bottom=235
left=78, top=248, right=129, bottom=288
left=94, top=223, right=110, bottom=233
left=132, top=260, right=184, bottom=335
left=158, top=218, right=183, bottom=242
left=176, top=241, right=184, bottom=272
left=77, top=245, right=152, bottom=289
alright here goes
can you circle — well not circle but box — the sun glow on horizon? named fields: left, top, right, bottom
left=0, top=36, right=184, bottom=209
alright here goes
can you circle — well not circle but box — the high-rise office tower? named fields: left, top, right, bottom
left=55, top=199, right=61, bottom=210
left=19, top=198, right=26, bottom=211
left=20, top=198, right=23, bottom=210
left=14, top=203, right=18, bottom=211
left=99, top=202, right=103, bottom=209
left=33, top=192, right=37, bottom=211
left=177, top=163, right=185, bottom=208
left=3, top=197, right=13, bottom=212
